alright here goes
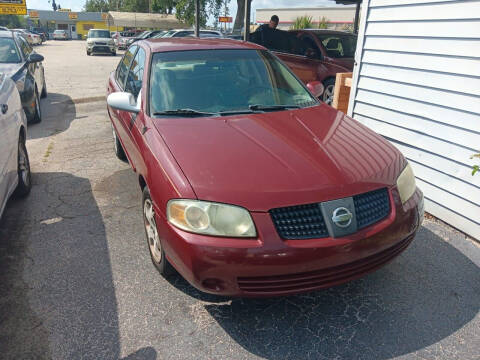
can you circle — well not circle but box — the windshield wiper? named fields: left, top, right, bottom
left=218, top=109, right=257, bottom=116
left=153, top=109, right=216, bottom=117
left=249, top=104, right=300, bottom=112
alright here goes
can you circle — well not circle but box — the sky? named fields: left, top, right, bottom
left=26, top=0, right=336, bottom=21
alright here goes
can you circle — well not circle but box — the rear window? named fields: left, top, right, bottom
left=314, top=33, right=357, bottom=58
left=88, top=30, right=110, bottom=39
left=250, top=29, right=311, bottom=57
left=54, top=30, right=64, bottom=34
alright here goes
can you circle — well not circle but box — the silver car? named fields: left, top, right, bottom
left=0, top=74, right=31, bottom=219
left=86, top=29, right=116, bottom=56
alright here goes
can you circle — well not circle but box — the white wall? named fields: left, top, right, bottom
left=348, top=0, right=480, bottom=239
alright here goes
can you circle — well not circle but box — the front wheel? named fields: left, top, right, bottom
left=111, top=124, right=127, bottom=161
left=31, top=87, right=42, bottom=123
left=14, top=136, right=31, bottom=197
left=322, top=78, right=336, bottom=106
left=143, top=187, right=175, bottom=277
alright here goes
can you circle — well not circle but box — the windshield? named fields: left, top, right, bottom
left=0, top=38, right=21, bottom=63
left=88, top=30, right=110, bottom=39
left=150, top=49, right=317, bottom=116
left=313, top=33, right=357, bottom=58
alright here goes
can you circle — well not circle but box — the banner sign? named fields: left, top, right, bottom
left=29, top=10, right=39, bottom=18
left=0, top=0, right=27, bottom=15
left=68, top=12, right=78, bottom=20
left=219, top=16, right=233, bottom=23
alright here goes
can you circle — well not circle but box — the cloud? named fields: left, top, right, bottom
left=27, top=0, right=85, bottom=12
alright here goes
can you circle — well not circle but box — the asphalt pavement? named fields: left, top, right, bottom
left=0, top=40, right=479, bottom=360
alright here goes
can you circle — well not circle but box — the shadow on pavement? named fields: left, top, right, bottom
left=169, top=226, right=479, bottom=359
left=28, top=93, right=77, bottom=140
left=0, top=172, right=156, bottom=360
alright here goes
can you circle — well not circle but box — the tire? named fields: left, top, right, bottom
left=87, top=51, right=91, bottom=56
left=322, top=78, right=336, bottom=106
left=41, top=77, right=47, bottom=98
left=14, top=135, right=31, bottom=198
left=111, top=124, right=127, bottom=161
left=143, top=187, right=175, bottom=277
left=31, top=87, right=42, bottom=123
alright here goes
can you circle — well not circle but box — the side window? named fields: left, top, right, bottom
left=301, top=35, right=321, bottom=59
left=125, top=47, right=146, bottom=98
left=116, top=45, right=137, bottom=89
left=17, top=35, right=32, bottom=58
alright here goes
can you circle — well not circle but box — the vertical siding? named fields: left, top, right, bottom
left=348, top=0, right=480, bottom=239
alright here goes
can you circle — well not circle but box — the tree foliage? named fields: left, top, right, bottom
left=472, top=153, right=480, bottom=176
left=318, top=16, right=329, bottom=29
left=291, top=16, right=313, bottom=30
left=0, top=14, right=26, bottom=28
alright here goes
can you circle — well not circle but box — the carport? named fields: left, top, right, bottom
left=106, top=11, right=184, bottom=29
left=191, top=0, right=362, bottom=40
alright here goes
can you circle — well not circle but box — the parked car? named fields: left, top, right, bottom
left=12, top=29, right=42, bottom=45
left=0, top=30, right=46, bottom=123
left=86, top=29, right=116, bottom=56
left=106, top=38, right=423, bottom=297
left=152, top=29, right=223, bottom=39
left=31, top=27, right=48, bottom=41
left=250, top=29, right=356, bottom=105
left=53, top=29, right=69, bottom=40
left=127, top=30, right=165, bottom=46
left=118, top=36, right=134, bottom=50
left=0, top=74, right=31, bottom=219
left=0, top=26, right=8, bottom=31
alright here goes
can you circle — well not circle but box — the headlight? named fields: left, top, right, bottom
left=167, top=199, right=256, bottom=237
left=87, top=40, right=93, bottom=45
left=396, top=163, right=416, bottom=204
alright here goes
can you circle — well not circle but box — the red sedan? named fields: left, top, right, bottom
left=106, top=38, right=423, bottom=297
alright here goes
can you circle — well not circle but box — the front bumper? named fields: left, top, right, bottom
left=87, top=44, right=115, bottom=53
left=155, top=187, right=424, bottom=297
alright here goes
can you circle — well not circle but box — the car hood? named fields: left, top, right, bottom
left=0, top=63, right=24, bottom=77
left=152, top=105, right=405, bottom=211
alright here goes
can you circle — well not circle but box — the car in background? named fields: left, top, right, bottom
left=152, top=29, right=223, bottom=39
left=12, top=29, right=42, bottom=45
left=53, top=29, right=69, bottom=40
left=118, top=36, right=134, bottom=50
left=127, top=30, right=165, bottom=46
left=31, top=27, right=48, bottom=41
left=86, top=29, right=116, bottom=56
left=106, top=38, right=423, bottom=297
left=250, top=29, right=356, bottom=105
left=0, top=26, right=8, bottom=31
left=0, top=74, right=31, bottom=220
left=0, top=30, right=46, bottom=123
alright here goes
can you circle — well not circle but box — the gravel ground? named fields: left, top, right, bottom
left=0, top=40, right=478, bottom=360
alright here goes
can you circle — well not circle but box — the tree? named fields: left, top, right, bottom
left=84, top=0, right=110, bottom=12
left=318, top=16, right=328, bottom=29
left=233, top=0, right=246, bottom=32
left=0, top=15, right=26, bottom=28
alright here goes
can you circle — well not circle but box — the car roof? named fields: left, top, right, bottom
left=0, top=30, right=14, bottom=38
left=144, top=38, right=264, bottom=53
left=89, top=28, right=109, bottom=31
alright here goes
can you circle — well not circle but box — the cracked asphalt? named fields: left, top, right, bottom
left=0, top=41, right=479, bottom=360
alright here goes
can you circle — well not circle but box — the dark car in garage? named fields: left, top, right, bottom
left=251, top=29, right=356, bottom=105
left=0, top=30, right=46, bottom=123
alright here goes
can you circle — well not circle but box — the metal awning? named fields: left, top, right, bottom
left=106, top=11, right=184, bottom=29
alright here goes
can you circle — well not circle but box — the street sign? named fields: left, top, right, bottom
left=29, top=10, right=39, bottom=18
left=0, top=0, right=27, bottom=15
left=219, top=16, right=233, bottom=23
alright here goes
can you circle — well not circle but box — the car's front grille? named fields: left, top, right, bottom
left=270, top=188, right=391, bottom=240
left=95, top=41, right=107, bottom=45
left=270, top=203, right=329, bottom=240
left=93, top=46, right=111, bottom=52
left=353, top=188, right=391, bottom=229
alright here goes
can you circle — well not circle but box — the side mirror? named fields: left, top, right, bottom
left=306, top=81, right=325, bottom=98
left=107, top=92, right=140, bottom=113
left=27, top=53, right=44, bottom=63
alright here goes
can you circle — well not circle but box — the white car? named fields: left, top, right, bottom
left=0, top=75, right=31, bottom=219
left=53, top=30, right=69, bottom=40
left=156, top=29, right=223, bottom=39
left=12, top=29, right=42, bottom=45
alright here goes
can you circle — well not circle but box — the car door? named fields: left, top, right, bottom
left=16, top=35, right=43, bottom=95
left=0, top=77, right=18, bottom=213
left=108, top=45, right=138, bottom=164
left=122, top=46, right=147, bottom=170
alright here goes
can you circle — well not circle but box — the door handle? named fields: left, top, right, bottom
left=1, top=104, right=7, bottom=115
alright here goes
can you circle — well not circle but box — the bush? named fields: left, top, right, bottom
left=291, top=16, right=313, bottom=30
left=318, top=16, right=329, bottom=29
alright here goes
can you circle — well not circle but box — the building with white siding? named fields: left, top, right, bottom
left=348, top=0, right=480, bottom=239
